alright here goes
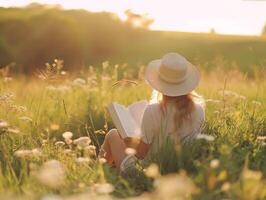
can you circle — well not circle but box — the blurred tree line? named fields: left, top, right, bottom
left=0, top=3, right=152, bottom=73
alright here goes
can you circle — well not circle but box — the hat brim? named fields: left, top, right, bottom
left=145, top=59, right=200, bottom=96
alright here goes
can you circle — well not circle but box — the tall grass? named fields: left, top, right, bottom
left=0, top=60, right=265, bottom=200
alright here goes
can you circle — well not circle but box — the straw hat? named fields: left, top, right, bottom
left=145, top=53, right=200, bottom=97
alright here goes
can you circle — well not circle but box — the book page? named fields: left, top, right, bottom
left=128, top=100, right=149, bottom=127
left=108, top=103, right=140, bottom=138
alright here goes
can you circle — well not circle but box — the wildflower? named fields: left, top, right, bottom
left=98, top=158, right=107, bottom=164
left=218, top=90, right=238, bottom=97
left=73, top=136, right=91, bottom=148
left=65, top=138, right=72, bottom=145
left=46, top=85, right=71, bottom=93
left=218, top=170, right=227, bottom=181
left=210, top=159, right=220, bottom=169
left=84, top=145, right=96, bottom=157
left=221, top=182, right=231, bottom=192
left=31, top=148, right=42, bottom=157
left=72, top=78, right=86, bottom=86
left=102, top=61, right=109, bottom=69
left=78, top=182, right=86, bottom=189
left=144, top=163, right=160, bottom=178
left=243, top=168, right=262, bottom=180
left=55, top=141, right=65, bottom=147
left=196, top=134, right=215, bottom=141
left=40, top=194, right=63, bottom=200
left=239, top=95, right=246, bottom=100
left=14, top=148, right=42, bottom=158
left=252, top=100, right=262, bottom=106
left=206, top=99, right=221, bottom=104
left=37, top=160, right=65, bottom=188
left=3, top=77, right=12, bottom=82
left=257, top=136, right=266, bottom=140
left=0, top=120, right=8, bottom=128
left=76, top=157, right=91, bottom=164
left=7, top=128, right=20, bottom=134
left=19, top=116, right=33, bottom=122
left=41, top=139, right=48, bottom=145
left=0, top=92, right=14, bottom=101
left=94, top=183, right=114, bottom=195
left=62, top=131, right=73, bottom=140
left=50, top=124, right=60, bottom=131
left=17, top=106, right=27, bottom=112
left=61, top=71, right=67, bottom=75
left=154, top=174, right=197, bottom=199
left=125, top=147, right=136, bottom=156
left=14, top=150, right=32, bottom=158
left=101, top=75, right=111, bottom=81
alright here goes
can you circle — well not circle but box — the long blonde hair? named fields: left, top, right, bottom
left=151, top=90, right=203, bottom=131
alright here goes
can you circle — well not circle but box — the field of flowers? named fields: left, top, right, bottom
left=0, top=60, right=265, bottom=200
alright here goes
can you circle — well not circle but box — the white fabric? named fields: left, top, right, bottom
left=141, top=102, right=205, bottom=148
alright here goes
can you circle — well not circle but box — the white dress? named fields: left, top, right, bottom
left=140, top=102, right=205, bottom=160
left=120, top=101, right=205, bottom=172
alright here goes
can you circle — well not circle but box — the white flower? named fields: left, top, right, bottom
left=206, top=99, right=221, bottom=104
left=72, top=78, right=86, bottom=86
left=243, top=168, right=262, bottom=180
left=94, top=183, right=114, bottom=194
left=144, top=163, right=160, bottom=178
left=7, top=128, right=20, bottom=134
left=73, top=137, right=91, bottom=148
left=37, top=160, right=65, bottom=188
left=221, top=182, right=231, bottom=192
left=14, top=148, right=42, bottom=158
left=210, top=159, right=220, bottom=169
left=154, top=174, right=197, bottom=199
left=98, top=158, right=107, bottom=164
left=50, top=124, right=60, bottom=131
left=0, top=92, right=14, bottom=101
left=76, top=157, right=91, bottom=164
left=239, top=95, right=246, bottom=100
left=55, top=141, right=65, bottom=147
left=125, top=147, right=136, bottom=156
left=0, top=120, right=8, bottom=128
left=31, top=148, right=42, bottom=157
left=46, top=85, right=71, bottom=93
left=252, top=100, right=262, bottom=106
left=19, top=116, right=33, bottom=122
left=62, top=131, right=73, bottom=140
left=196, top=134, right=215, bottom=142
left=218, top=90, right=238, bottom=97
left=84, top=145, right=96, bottom=157
left=14, top=150, right=32, bottom=158
left=40, top=194, right=63, bottom=200
left=3, top=77, right=13, bottom=82
left=257, top=136, right=266, bottom=140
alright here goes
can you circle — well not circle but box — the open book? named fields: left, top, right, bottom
left=107, top=100, right=149, bottom=139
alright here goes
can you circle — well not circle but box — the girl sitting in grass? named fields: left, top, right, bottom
left=101, top=52, right=205, bottom=174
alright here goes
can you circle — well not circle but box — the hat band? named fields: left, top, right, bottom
left=159, top=71, right=187, bottom=84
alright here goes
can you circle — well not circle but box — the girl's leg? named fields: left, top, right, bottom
left=101, top=129, right=127, bottom=168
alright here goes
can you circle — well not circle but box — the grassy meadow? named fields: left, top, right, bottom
left=0, top=58, right=266, bottom=200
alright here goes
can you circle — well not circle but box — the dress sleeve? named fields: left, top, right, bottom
left=140, top=105, right=155, bottom=144
left=181, top=104, right=205, bottom=144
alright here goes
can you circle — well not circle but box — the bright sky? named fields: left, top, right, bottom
left=1, top=0, right=266, bottom=35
